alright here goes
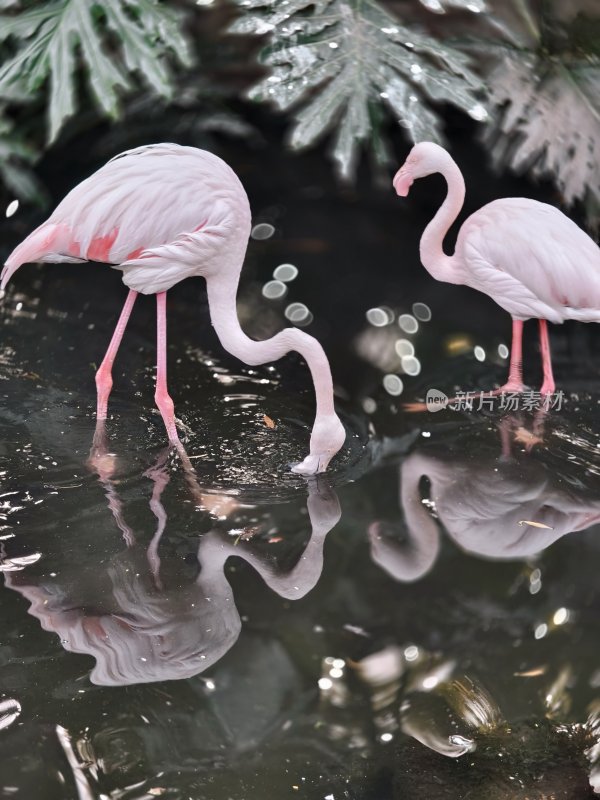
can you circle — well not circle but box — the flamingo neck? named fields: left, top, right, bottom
left=205, top=272, right=253, bottom=356
left=397, top=455, right=441, bottom=580
left=420, top=158, right=465, bottom=285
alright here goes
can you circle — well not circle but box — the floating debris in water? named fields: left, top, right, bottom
left=514, top=667, right=547, bottom=678
left=343, top=624, right=370, bottom=637
left=518, top=520, right=554, bottom=530
left=263, top=414, right=276, bottom=429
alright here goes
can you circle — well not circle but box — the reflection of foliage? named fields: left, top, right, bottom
left=229, top=0, right=486, bottom=178
left=481, top=1, right=600, bottom=227
left=0, top=0, right=192, bottom=142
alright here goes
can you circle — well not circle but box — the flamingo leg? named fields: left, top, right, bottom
left=404, top=318, right=525, bottom=412
left=87, top=421, right=136, bottom=548
left=155, top=291, right=181, bottom=445
left=459, top=317, right=525, bottom=396
left=500, top=318, right=525, bottom=393
left=96, top=289, right=138, bottom=420
left=538, top=320, right=555, bottom=396
left=498, top=416, right=514, bottom=460
left=144, top=447, right=171, bottom=589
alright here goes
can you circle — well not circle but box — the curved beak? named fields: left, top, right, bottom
left=393, top=169, right=413, bottom=197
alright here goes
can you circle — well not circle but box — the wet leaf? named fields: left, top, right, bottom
left=263, top=414, right=276, bottom=429
left=514, top=666, right=547, bottom=677
left=0, top=0, right=192, bottom=143
left=230, top=0, right=486, bottom=179
left=418, top=0, right=487, bottom=12
left=480, top=6, right=600, bottom=228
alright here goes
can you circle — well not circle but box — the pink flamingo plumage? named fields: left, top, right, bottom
left=394, top=142, right=600, bottom=396
left=1, top=143, right=345, bottom=474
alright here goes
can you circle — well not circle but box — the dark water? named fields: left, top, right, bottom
left=1, top=127, right=600, bottom=799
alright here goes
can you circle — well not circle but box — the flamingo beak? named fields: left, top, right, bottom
left=393, top=169, right=413, bottom=197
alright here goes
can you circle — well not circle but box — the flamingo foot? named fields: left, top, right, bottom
left=154, top=389, right=181, bottom=447
left=95, top=367, right=113, bottom=421
left=487, top=381, right=525, bottom=396
left=88, top=420, right=118, bottom=481
left=291, top=454, right=325, bottom=475
left=539, top=379, right=556, bottom=396
left=513, top=426, right=544, bottom=452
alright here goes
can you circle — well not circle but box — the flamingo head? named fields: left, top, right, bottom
left=393, top=141, right=449, bottom=197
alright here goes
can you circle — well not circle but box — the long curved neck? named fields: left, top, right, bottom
left=420, top=158, right=465, bottom=285
left=206, top=260, right=337, bottom=419
left=205, top=270, right=247, bottom=351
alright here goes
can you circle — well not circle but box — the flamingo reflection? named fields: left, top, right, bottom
left=369, top=416, right=600, bottom=582
left=5, top=425, right=340, bottom=685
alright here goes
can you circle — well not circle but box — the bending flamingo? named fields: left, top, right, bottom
left=2, top=143, right=345, bottom=474
left=393, top=142, right=600, bottom=395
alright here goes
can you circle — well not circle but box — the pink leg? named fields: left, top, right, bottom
left=474, top=317, right=524, bottom=395
left=404, top=318, right=525, bottom=413
left=96, top=289, right=138, bottom=419
left=500, top=318, right=525, bottom=393
left=155, top=292, right=180, bottom=445
left=538, top=320, right=555, bottom=395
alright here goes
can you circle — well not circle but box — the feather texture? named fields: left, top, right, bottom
left=3, top=143, right=252, bottom=295
left=458, top=198, right=600, bottom=322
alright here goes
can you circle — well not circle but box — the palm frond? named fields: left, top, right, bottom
left=230, top=0, right=487, bottom=178
left=0, top=0, right=192, bottom=142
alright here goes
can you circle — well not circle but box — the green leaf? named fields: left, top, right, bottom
left=484, top=52, right=600, bottom=207
left=418, top=0, right=487, bottom=13
left=0, top=0, right=192, bottom=143
left=479, top=4, right=600, bottom=228
left=0, top=112, right=44, bottom=204
left=230, top=0, right=486, bottom=179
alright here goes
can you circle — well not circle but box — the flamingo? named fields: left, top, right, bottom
left=393, top=142, right=600, bottom=396
left=1, top=143, right=345, bottom=474
left=5, top=459, right=341, bottom=685
left=369, top=424, right=600, bottom=583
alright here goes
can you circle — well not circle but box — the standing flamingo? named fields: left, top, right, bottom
left=1, top=143, right=345, bottom=473
left=393, top=142, right=600, bottom=396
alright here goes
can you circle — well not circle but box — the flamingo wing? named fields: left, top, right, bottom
left=117, top=201, right=235, bottom=295
left=457, top=198, right=600, bottom=322
left=1, top=144, right=250, bottom=294
left=53, top=143, right=249, bottom=260
left=3, top=144, right=251, bottom=294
